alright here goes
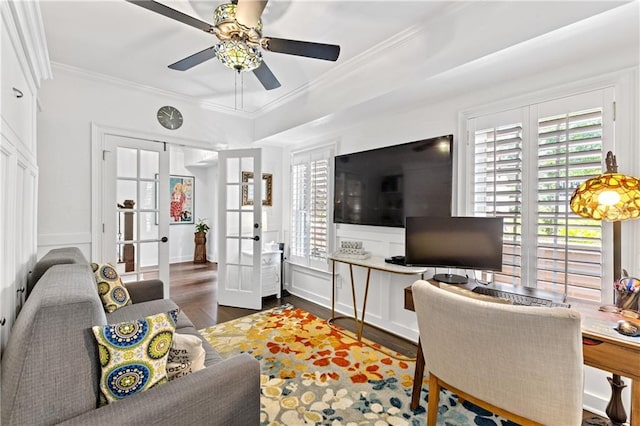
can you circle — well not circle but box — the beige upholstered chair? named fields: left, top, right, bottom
left=411, top=280, right=584, bottom=426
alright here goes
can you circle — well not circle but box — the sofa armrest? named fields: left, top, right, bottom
left=124, top=279, right=164, bottom=303
left=58, top=353, right=260, bottom=426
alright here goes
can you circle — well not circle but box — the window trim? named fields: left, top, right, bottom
left=458, top=71, right=638, bottom=303
left=289, top=142, right=336, bottom=271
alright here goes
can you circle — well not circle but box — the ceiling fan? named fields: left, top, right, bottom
left=127, top=0, right=341, bottom=90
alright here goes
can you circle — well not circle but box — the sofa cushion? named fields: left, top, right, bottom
left=28, top=247, right=87, bottom=297
left=167, top=333, right=206, bottom=380
left=1, top=264, right=107, bottom=426
left=106, top=298, right=190, bottom=328
left=92, top=263, right=132, bottom=313
left=91, top=309, right=178, bottom=404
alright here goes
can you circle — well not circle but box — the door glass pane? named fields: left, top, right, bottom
left=240, top=246, right=253, bottom=266
left=119, top=211, right=136, bottom=241
left=117, top=148, right=137, bottom=178
left=139, top=181, right=156, bottom=210
left=139, top=242, right=158, bottom=269
left=117, top=241, right=136, bottom=273
left=226, top=238, right=240, bottom=263
left=226, top=265, right=240, bottom=290
left=241, top=157, right=254, bottom=172
left=117, top=180, right=137, bottom=206
left=226, top=212, right=239, bottom=236
left=227, top=184, right=240, bottom=210
left=140, top=151, right=159, bottom=179
left=240, top=239, right=253, bottom=265
left=241, top=211, right=254, bottom=237
left=240, top=266, right=252, bottom=290
left=227, top=158, right=240, bottom=183
left=139, top=212, right=158, bottom=240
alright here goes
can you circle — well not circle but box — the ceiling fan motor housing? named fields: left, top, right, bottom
left=213, top=3, right=262, bottom=45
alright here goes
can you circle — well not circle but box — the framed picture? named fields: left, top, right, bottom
left=169, top=175, right=194, bottom=224
left=242, top=172, right=272, bottom=206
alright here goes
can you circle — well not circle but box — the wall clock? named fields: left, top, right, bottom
left=157, top=106, right=183, bottom=130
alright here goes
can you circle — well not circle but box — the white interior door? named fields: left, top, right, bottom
left=102, top=135, right=170, bottom=296
left=218, top=148, right=262, bottom=309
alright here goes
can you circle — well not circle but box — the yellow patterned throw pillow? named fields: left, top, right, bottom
left=92, top=263, right=132, bottom=313
left=92, top=309, right=179, bottom=404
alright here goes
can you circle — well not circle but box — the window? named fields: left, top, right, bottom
left=467, top=89, right=614, bottom=302
left=290, top=146, right=334, bottom=269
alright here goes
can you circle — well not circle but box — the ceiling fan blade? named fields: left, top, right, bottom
left=169, top=46, right=217, bottom=71
left=126, top=0, right=214, bottom=33
left=253, top=62, right=281, bottom=90
left=263, top=37, right=340, bottom=61
left=235, top=0, right=268, bottom=29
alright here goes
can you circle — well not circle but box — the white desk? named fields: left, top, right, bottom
left=329, top=255, right=427, bottom=340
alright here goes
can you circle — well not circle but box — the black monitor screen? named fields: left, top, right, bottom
left=405, top=216, right=504, bottom=271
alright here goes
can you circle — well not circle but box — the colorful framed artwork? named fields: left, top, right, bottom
left=169, top=175, right=194, bottom=224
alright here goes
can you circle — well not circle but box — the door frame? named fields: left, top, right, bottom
left=90, top=123, right=212, bottom=270
left=217, top=148, right=263, bottom=309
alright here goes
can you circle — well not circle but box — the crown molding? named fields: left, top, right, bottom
left=247, top=24, right=425, bottom=118
left=246, top=2, right=470, bottom=119
left=50, top=62, right=250, bottom=118
left=4, top=1, right=53, bottom=86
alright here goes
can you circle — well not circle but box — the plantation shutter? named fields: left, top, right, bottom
left=290, top=162, right=308, bottom=260
left=290, top=146, right=334, bottom=268
left=309, top=158, right=329, bottom=261
left=536, top=107, right=604, bottom=300
left=469, top=89, right=612, bottom=302
left=473, top=121, right=524, bottom=287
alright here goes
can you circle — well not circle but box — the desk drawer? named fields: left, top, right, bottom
left=583, top=336, right=640, bottom=381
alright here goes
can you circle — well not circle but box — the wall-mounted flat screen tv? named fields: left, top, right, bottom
left=333, top=135, right=453, bottom=227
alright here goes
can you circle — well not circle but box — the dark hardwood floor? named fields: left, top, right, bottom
left=170, top=261, right=606, bottom=423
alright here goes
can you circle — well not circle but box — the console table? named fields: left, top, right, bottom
left=329, top=255, right=427, bottom=341
left=404, top=283, right=640, bottom=425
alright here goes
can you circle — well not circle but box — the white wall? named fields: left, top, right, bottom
left=168, top=146, right=216, bottom=264
left=279, top=9, right=639, bottom=418
left=36, top=67, right=252, bottom=259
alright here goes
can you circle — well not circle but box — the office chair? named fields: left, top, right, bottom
left=411, top=280, right=583, bottom=426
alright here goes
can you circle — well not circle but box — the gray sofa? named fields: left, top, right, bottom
left=2, top=248, right=260, bottom=425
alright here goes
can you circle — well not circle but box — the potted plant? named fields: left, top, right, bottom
left=194, top=218, right=210, bottom=264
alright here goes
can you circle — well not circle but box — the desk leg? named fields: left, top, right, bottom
left=632, top=380, right=638, bottom=426
left=349, top=264, right=360, bottom=337
left=411, top=338, right=425, bottom=411
left=606, top=374, right=627, bottom=425
left=331, top=260, right=336, bottom=319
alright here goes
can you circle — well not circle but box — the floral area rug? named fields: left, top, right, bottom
left=199, top=305, right=513, bottom=426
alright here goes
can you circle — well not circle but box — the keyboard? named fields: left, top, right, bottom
left=471, top=286, right=570, bottom=308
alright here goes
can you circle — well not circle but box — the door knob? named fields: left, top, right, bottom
left=161, top=237, right=168, bottom=243
left=242, top=235, right=260, bottom=241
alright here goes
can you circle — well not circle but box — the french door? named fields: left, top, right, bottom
left=101, top=134, right=170, bottom=296
left=217, top=148, right=263, bottom=309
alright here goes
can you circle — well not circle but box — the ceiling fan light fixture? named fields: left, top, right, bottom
left=215, top=39, right=262, bottom=72
left=213, top=3, right=263, bottom=32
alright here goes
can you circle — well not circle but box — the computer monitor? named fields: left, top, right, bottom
left=405, top=216, right=504, bottom=284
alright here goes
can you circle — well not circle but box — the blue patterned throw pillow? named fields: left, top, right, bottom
left=92, top=263, right=132, bottom=313
left=92, top=309, right=179, bottom=404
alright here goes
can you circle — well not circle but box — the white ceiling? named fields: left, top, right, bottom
left=40, top=0, right=637, bottom=144
left=40, top=0, right=447, bottom=113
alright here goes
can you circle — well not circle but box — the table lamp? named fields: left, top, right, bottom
left=570, top=150, right=640, bottom=425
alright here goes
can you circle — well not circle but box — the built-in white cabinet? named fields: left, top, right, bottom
left=0, top=1, right=51, bottom=354
left=261, top=250, right=282, bottom=298
left=241, top=249, right=283, bottom=298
